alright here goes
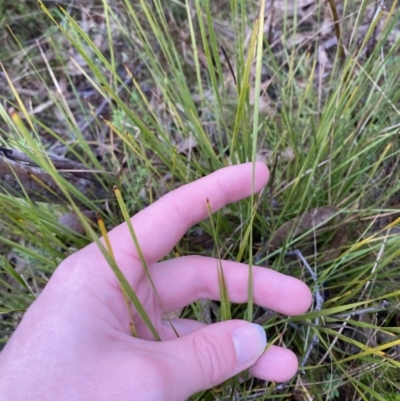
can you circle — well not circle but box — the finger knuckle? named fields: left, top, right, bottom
left=192, top=332, right=225, bottom=386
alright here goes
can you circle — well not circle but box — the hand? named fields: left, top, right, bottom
left=0, top=162, right=312, bottom=401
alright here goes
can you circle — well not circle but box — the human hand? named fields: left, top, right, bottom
left=0, top=162, right=312, bottom=401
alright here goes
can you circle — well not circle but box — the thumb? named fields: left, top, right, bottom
left=161, top=320, right=267, bottom=400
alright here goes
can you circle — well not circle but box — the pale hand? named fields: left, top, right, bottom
left=0, top=162, right=312, bottom=401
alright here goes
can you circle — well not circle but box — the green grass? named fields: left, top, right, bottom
left=1, top=0, right=400, bottom=399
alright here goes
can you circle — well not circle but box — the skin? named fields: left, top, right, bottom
left=0, top=162, right=312, bottom=401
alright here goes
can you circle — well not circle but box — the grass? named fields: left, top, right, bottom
left=1, top=0, right=400, bottom=399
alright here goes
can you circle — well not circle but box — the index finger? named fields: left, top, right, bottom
left=108, top=162, right=269, bottom=264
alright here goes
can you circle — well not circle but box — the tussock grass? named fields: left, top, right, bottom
left=0, top=0, right=400, bottom=399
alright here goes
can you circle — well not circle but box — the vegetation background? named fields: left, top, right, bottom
left=0, top=0, right=399, bottom=399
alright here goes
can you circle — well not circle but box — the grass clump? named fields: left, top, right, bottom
left=1, top=0, right=400, bottom=399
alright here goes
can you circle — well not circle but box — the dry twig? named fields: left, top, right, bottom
left=0, top=147, right=109, bottom=204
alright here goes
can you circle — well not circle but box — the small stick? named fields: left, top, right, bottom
left=237, top=248, right=321, bottom=399
left=234, top=389, right=268, bottom=401
left=327, top=0, right=346, bottom=63
left=0, top=150, right=108, bottom=204
left=276, top=249, right=323, bottom=391
left=286, top=250, right=323, bottom=368
left=332, top=300, right=389, bottom=319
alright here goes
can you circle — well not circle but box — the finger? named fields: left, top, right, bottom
left=161, top=324, right=301, bottom=383
left=249, top=345, right=299, bottom=382
left=157, top=320, right=267, bottom=399
left=153, top=256, right=312, bottom=316
left=160, top=318, right=206, bottom=339
left=107, top=162, right=269, bottom=264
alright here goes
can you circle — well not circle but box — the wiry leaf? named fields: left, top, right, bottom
left=207, top=198, right=231, bottom=321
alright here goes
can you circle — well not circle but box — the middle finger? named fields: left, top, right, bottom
left=152, top=256, right=312, bottom=315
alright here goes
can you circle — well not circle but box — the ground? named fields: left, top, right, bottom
left=0, top=1, right=400, bottom=400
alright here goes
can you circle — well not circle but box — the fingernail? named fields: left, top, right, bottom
left=232, top=323, right=267, bottom=366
